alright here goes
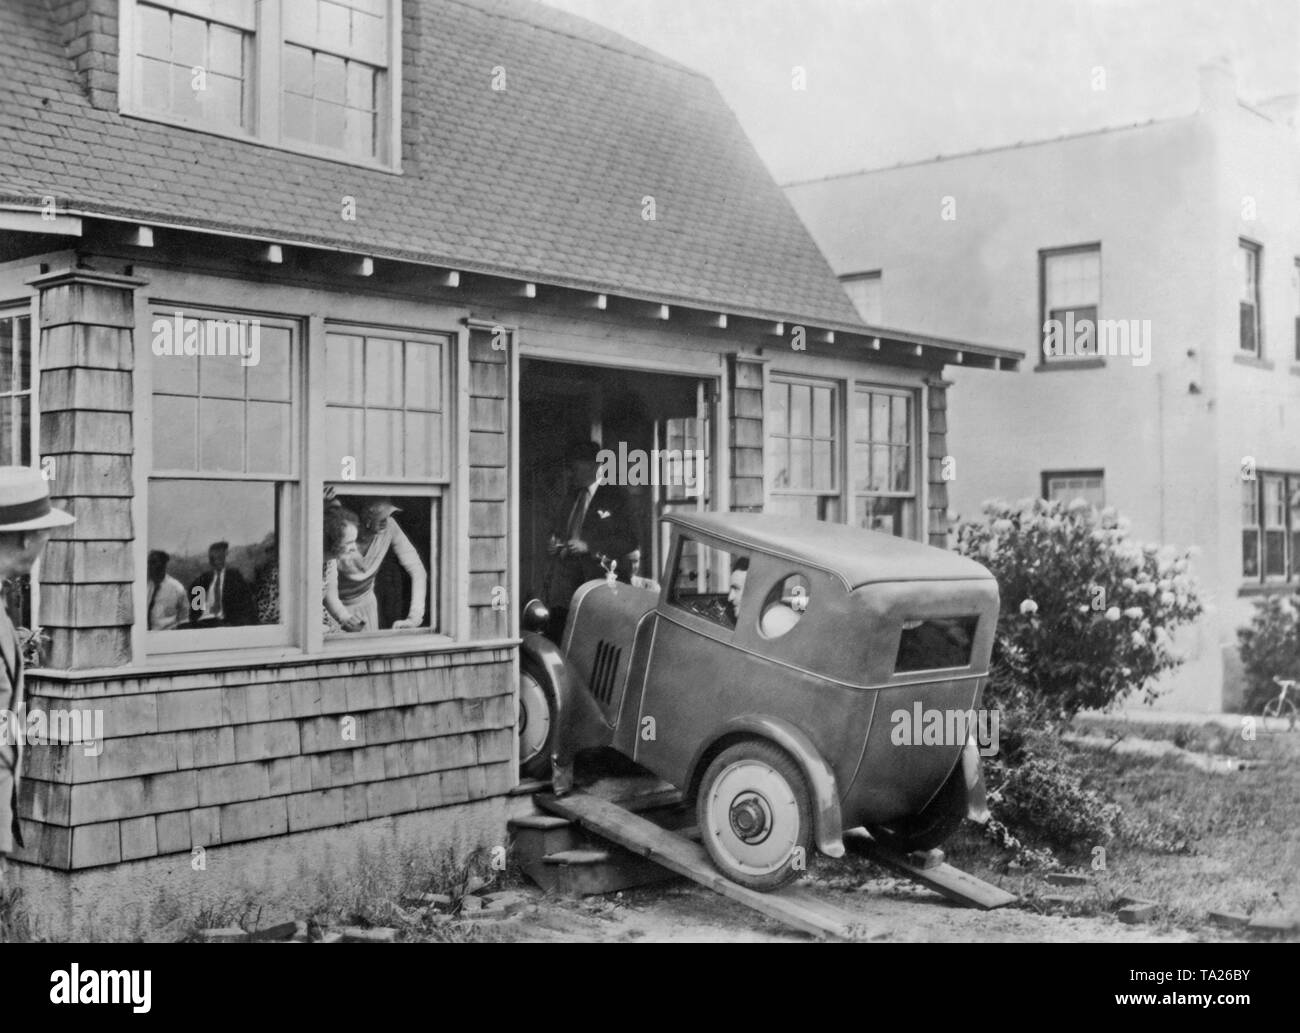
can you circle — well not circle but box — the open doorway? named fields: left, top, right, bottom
left=519, top=358, right=716, bottom=601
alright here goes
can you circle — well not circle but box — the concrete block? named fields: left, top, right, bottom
left=196, top=762, right=270, bottom=807
left=119, top=816, right=158, bottom=860
left=218, top=798, right=288, bottom=843
left=156, top=810, right=191, bottom=854
left=70, top=820, right=120, bottom=868
left=287, top=788, right=346, bottom=833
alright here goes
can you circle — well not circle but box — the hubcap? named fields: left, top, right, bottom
left=705, top=759, right=800, bottom=876
left=518, top=671, right=550, bottom=765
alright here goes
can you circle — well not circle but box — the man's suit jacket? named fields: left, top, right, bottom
left=0, top=607, right=23, bottom=854
left=546, top=483, right=640, bottom=605
left=188, top=567, right=258, bottom=626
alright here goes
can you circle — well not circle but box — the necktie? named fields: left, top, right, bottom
left=214, top=571, right=225, bottom=619
left=566, top=488, right=589, bottom=541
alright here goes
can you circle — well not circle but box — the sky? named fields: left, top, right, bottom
left=541, top=0, right=1300, bottom=184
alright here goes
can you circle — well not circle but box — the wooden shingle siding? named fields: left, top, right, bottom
left=16, top=648, right=514, bottom=870
left=926, top=376, right=951, bottom=548
left=728, top=355, right=766, bottom=512
left=467, top=328, right=511, bottom=639
left=32, top=269, right=141, bottom=670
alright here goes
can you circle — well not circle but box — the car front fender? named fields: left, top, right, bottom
left=690, top=715, right=845, bottom=860
left=520, top=631, right=612, bottom=793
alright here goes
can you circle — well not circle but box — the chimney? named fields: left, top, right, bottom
left=1198, top=61, right=1237, bottom=116
left=47, top=0, right=120, bottom=111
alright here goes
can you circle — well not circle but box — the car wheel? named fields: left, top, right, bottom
left=697, top=740, right=812, bottom=892
left=867, top=761, right=967, bottom=852
left=518, top=656, right=556, bottom=781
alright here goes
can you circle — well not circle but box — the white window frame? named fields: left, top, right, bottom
left=850, top=384, right=918, bottom=539
left=0, top=300, right=41, bottom=635
left=145, top=305, right=302, bottom=655
left=1039, top=243, right=1102, bottom=366
left=766, top=373, right=841, bottom=523
left=119, top=0, right=403, bottom=171
left=1240, top=239, right=1262, bottom=356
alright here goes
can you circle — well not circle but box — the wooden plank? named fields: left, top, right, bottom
left=537, top=791, right=872, bottom=941
left=842, top=828, right=1017, bottom=910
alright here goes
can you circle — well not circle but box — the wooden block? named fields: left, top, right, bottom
left=475, top=728, right=514, bottom=766
left=732, top=360, right=764, bottom=389
left=469, top=397, right=507, bottom=433
left=469, top=536, right=508, bottom=571
left=198, top=927, right=250, bottom=943
left=352, top=745, right=386, bottom=783
left=438, top=767, right=470, bottom=805
left=318, top=676, right=349, bottom=714
left=233, top=720, right=301, bottom=763
left=484, top=760, right=514, bottom=797
left=70, top=820, right=121, bottom=868
left=39, top=410, right=133, bottom=453
left=14, top=820, right=72, bottom=869
left=339, top=927, right=398, bottom=943
left=156, top=810, right=191, bottom=854
left=731, top=388, right=763, bottom=420
left=40, top=323, right=134, bottom=371
left=300, top=715, right=361, bottom=753
left=1207, top=910, right=1250, bottom=929
left=469, top=430, right=507, bottom=467
left=469, top=361, right=507, bottom=397
left=189, top=726, right=237, bottom=768
left=38, top=278, right=137, bottom=330
left=119, top=815, right=158, bottom=860
left=39, top=583, right=132, bottom=628
left=287, top=788, right=346, bottom=832
left=156, top=688, right=225, bottom=732
left=466, top=764, right=488, bottom=801
left=729, top=418, right=763, bottom=448
left=268, top=681, right=294, bottom=722
left=327, top=750, right=353, bottom=787
left=92, top=731, right=178, bottom=781
left=1118, top=903, right=1157, bottom=924
left=289, top=680, right=324, bottom=719
left=364, top=775, right=417, bottom=818
left=195, top=762, right=269, bottom=808
left=1046, top=872, right=1090, bottom=887
left=39, top=368, right=133, bottom=413
left=730, top=478, right=764, bottom=509
left=468, top=468, right=508, bottom=504
left=190, top=806, right=221, bottom=847
left=47, top=496, right=133, bottom=539
left=218, top=798, right=288, bottom=843
left=731, top=448, right=764, bottom=478
left=343, top=783, right=368, bottom=823
left=468, top=332, right=509, bottom=364
left=1247, top=912, right=1299, bottom=934
left=364, top=708, right=405, bottom=746
left=266, top=757, right=294, bottom=795
left=416, top=667, right=455, bottom=704
left=18, top=777, right=72, bottom=825
left=39, top=540, right=135, bottom=583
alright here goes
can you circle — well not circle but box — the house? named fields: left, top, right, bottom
left=0, top=0, right=1019, bottom=931
left=787, top=64, right=1300, bottom=714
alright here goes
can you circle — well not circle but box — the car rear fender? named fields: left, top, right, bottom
left=688, top=716, right=845, bottom=859
left=520, top=631, right=612, bottom=792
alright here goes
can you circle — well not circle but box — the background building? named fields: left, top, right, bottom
left=788, top=63, right=1300, bottom=713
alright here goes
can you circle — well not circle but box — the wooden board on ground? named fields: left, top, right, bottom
left=537, top=791, right=874, bottom=941
left=842, top=828, right=1017, bottom=910
left=578, top=775, right=683, bottom=813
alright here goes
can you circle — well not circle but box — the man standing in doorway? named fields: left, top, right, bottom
left=543, top=439, right=638, bottom=641
left=0, top=466, right=74, bottom=870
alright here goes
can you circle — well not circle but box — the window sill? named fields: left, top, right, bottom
left=1035, top=358, right=1106, bottom=372
left=27, top=636, right=521, bottom=683
left=1233, top=353, right=1273, bottom=371
left=1237, top=582, right=1297, bottom=598
left=120, top=110, right=403, bottom=176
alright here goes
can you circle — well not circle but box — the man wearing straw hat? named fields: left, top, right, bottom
left=0, top=467, right=74, bottom=870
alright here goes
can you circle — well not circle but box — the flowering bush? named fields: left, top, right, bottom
left=1236, top=593, right=1300, bottom=714
left=956, top=497, right=1204, bottom=720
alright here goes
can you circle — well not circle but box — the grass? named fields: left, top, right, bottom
left=855, top=718, right=1300, bottom=935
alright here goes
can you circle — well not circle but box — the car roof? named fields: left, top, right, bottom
left=666, top=511, right=995, bottom=588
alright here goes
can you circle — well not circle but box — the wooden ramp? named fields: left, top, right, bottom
left=537, top=791, right=876, bottom=941
left=841, top=828, right=1017, bottom=910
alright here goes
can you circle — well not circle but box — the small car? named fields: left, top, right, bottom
left=518, top=512, right=999, bottom=891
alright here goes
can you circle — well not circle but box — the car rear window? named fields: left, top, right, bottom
left=895, top=616, right=978, bottom=672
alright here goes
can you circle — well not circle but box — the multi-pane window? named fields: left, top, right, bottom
left=1293, top=257, right=1299, bottom=363
left=1242, top=472, right=1300, bottom=582
left=1044, top=470, right=1105, bottom=509
left=841, top=272, right=882, bottom=325
left=325, top=332, right=446, bottom=480
left=1041, top=245, right=1100, bottom=363
left=1240, top=240, right=1261, bottom=355
left=124, top=0, right=396, bottom=165
left=767, top=377, right=839, bottom=522
left=135, top=0, right=252, bottom=132
left=0, top=307, right=35, bottom=631
left=283, top=0, right=388, bottom=157
left=853, top=388, right=914, bottom=536
left=148, top=310, right=297, bottom=649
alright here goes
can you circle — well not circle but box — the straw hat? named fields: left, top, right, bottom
left=0, top=466, right=75, bottom=531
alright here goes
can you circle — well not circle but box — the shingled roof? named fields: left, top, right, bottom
left=0, top=0, right=864, bottom=328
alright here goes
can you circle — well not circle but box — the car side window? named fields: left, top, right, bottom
left=758, top=573, right=809, bottom=638
left=669, top=536, right=748, bottom=630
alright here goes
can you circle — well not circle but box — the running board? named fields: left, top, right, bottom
left=536, top=791, right=875, bottom=941
left=841, top=828, right=1017, bottom=910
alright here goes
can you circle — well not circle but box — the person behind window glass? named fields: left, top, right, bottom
left=335, top=499, right=427, bottom=631
left=323, top=506, right=365, bottom=633
left=725, top=557, right=749, bottom=628
left=188, top=540, right=256, bottom=627
left=147, top=549, right=189, bottom=630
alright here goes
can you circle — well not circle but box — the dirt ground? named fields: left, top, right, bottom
left=459, top=873, right=1208, bottom=943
